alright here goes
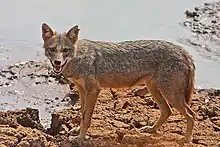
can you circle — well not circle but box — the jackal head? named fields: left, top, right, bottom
left=41, top=23, right=80, bottom=74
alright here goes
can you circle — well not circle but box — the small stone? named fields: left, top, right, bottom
left=193, top=17, right=199, bottom=22
left=192, top=138, right=199, bottom=144
left=134, top=87, right=149, bottom=97
left=60, top=124, right=69, bottom=133
left=204, top=2, right=211, bottom=6
left=207, top=106, right=218, bottom=118
left=16, top=141, right=30, bottom=147
left=211, top=116, right=219, bottom=121
left=115, top=98, right=132, bottom=109
left=45, top=102, right=50, bottom=105
left=205, top=98, right=209, bottom=103
left=185, top=10, right=199, bottom=18
left=213, top=125, right=220, bottom=132
left=5, top=83, right=10, bottom=86
left=211, top=20, right=217, bottom=23
left=9, top=122, right=19, bottom=128
left=145, top=98, right=155, bottom=106
left=30, top=140, right=45, bottom=147
left=116, top=128, right=127, bottom=142
left=197, top=115, right=204, bottom=121
left=122, top=101, right=132, bottom=109
left=132, top=119, right=146, bottom=129
left=110, top=120, right=130, bottom=129
left=195, top=7, right=199, bottom=11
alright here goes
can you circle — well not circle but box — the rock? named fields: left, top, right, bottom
left=115, top=98, right=132, bottom=110
left=16, top=141, right=30, bottom=147
left=133, top=87, right=149, bottom=97
left=144, top=98, right=155, bottom=106
left=0, top=108, right=44, bottom=131
left=47, top=107, right=81, bottom=136
left=116, top=128, right=127, bottom=142
left=210, top=89, right=220, bottom=96
left=207, top=105, right=219, bottom=118
left=122, top=101, right=132, bottom=109
left=211, top=20, right=217, bottom=23
left=109, top=120, right=130, bottom=129
left=185, top=10, right=199, bottom=18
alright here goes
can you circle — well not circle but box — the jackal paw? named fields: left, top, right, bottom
left=69, top=135, right=85, bottom=142
left=69, top=126, right=80, bottom=135
left=59, top=135, right=83, bottom=147
left=179, top=136, right=192, bottom=143
left=67, top=135, right=91, bottom=147
left=60, top=135, right=85, bottom=147
left=140, top=126, right=157, bottom=133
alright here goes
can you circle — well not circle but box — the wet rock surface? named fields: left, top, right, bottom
left=180, top=1, right=220, bottom=62
left=0, top=60, right=77, bottom=128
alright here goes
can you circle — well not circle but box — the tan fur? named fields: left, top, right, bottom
left=41, top=23, right=196, bottom=143
left=185, top=63, right=195, bottom=105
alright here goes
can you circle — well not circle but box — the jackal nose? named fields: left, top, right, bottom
left=54, top=60, right=61, bottom=66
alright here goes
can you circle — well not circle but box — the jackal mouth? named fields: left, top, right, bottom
left=50, top=59, right=67, bottom=74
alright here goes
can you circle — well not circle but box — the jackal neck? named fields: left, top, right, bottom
left=62, top=58, right=79, bottom=79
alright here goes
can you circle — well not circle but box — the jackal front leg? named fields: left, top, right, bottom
left=70, top=87, right=100, bottom=144
left=69, top=84, right=86, bottom=135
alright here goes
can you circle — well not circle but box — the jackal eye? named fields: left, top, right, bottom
left=62, top=48, right=70, bottom=53
left=49, top=48, right=56, bottom=52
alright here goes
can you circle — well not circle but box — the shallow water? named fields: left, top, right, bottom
left=0, top=0, right=219, bottom=88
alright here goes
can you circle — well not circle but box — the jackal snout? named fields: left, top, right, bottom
left=54, top=60, right=62, bottom=66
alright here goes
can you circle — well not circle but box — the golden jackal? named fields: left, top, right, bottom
left=41, top=23, right=196, bottom=144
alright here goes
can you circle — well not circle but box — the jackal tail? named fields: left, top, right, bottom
left=185, top=63, right=195, bottom=105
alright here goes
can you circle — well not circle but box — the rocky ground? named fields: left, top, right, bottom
left=180, top=1, right=220, bottom=63
left=0, top=60, right=219, bottom=147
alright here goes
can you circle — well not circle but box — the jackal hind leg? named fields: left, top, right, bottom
left=140, top=79, right=172, bottom=133
left=160, top=91, right=195, bottom=143
left=156, top=69, right=195, bottom=143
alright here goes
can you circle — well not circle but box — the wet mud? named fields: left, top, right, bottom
left=180, top=1, right=220, bottom=63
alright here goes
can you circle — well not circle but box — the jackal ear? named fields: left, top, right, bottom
left=66, top=25, right=80, bottom=44
left=42, top=23, right=54, bottom=42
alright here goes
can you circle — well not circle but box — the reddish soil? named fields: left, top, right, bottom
left=0, top=87, right=219, bottom=147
